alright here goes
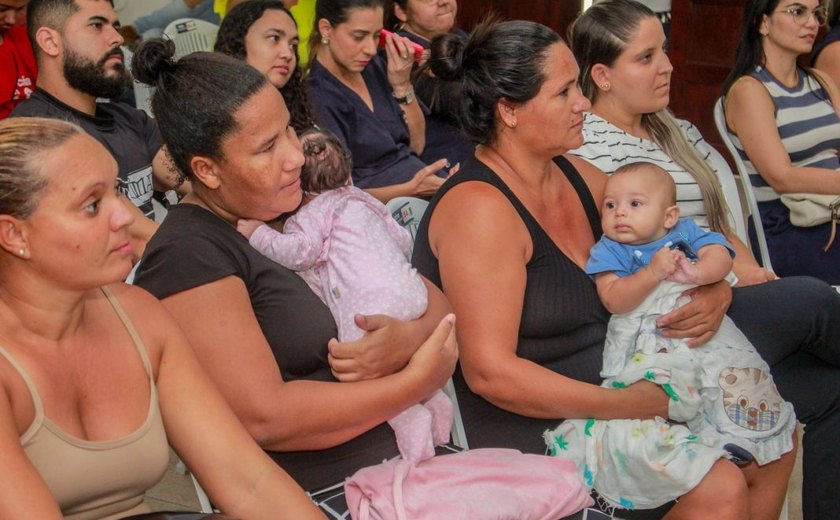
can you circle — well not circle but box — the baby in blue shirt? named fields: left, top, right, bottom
left=587, top=162, right=734, bottom=309
left=545, top=162, right=795, bottom=512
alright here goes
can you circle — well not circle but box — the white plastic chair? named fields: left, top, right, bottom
left=713, top=97, right=775, bottom=271
left=133, top=81, right=155, bottom=118
left=191, top=473, right=215, bottom=513
left=385, top=196, right=469, bottom=450
left=704, top=145, right=749, bottom=244
left=386, top=196, right=429, bottom=256
left=162, top=17, right=219, bottom=60
left=120, top=46, right=155, bottom=117
left=715, top=99, right=794, bottom=520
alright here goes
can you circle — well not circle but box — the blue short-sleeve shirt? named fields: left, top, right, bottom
left=585, top=219, right=734, bottom=278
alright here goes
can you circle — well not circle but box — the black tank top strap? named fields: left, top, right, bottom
left=413, top=154, right=601, bottom=287
left=552, top=155, right=602, bottom=240
left=433, top=155, right=600, bottom=245
left=458, top=158, right=543, bottom=242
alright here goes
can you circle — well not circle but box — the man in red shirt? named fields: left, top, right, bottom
left=0, top=0, right=36, bottom=118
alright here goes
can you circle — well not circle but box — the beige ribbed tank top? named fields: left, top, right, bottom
left=0, top=286, right=170, bottom=519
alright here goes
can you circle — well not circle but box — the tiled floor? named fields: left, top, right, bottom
left=147, top=425, right=805, bottom=519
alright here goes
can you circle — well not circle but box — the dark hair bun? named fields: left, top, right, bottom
left=132, top=38, right=177, bottom=86
left=428, top=32, right=466, bottom=81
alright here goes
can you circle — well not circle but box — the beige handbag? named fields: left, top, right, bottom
left=780, top=193, right=840, bottom=251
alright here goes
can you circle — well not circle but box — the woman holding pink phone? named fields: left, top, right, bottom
left=379, top=28, right=425, bottom=61
left=386, top=0, right=475, bottom=169
left=307, top=0, right=456, bottom=202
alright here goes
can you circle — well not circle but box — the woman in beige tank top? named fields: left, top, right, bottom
left=0, top=118, right=324, bottom=519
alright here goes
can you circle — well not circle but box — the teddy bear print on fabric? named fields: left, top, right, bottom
left=719, top=367, right=783, bottom=432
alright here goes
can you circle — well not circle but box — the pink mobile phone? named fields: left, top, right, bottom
left=378, top=29, right=425, bottom=62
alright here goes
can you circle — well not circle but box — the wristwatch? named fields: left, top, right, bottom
left=393, top=87, right=416, bottom=105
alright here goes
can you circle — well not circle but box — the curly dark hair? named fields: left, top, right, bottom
left=215, top=0, right=315, bottom=133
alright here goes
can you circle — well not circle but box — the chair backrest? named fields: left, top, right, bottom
left=704, top=145, right=748, bottom=244
left=120, top=46, right=155, bottom=117
left=712, top=97, right=775, bottom=272
left=162, top=18, right=220, bottom=60
left=386, top=196, right=430, bottom=255
left=384, top=195, right=469, bottom=449
left=133, top=81, right=155, bottom=118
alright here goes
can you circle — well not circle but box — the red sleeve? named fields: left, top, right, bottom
left=0, top=25, right=37, bottom=119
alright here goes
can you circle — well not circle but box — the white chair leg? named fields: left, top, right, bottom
left=190, top=472, right=215, bottom=514
left=442, top=378, right=469, bottom=450
left=779, top=495, right=789, bottom=520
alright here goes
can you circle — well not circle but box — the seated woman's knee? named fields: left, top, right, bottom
left=686, top=460, right=749, bottom=517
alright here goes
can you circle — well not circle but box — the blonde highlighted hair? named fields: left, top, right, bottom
left=571, top=0, right=731, bottom=233
left=0, top=117, right=82, bottom=218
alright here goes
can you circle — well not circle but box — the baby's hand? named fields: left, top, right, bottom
left=666, top=252, right=700, bottom=284
left=236, top=218, right=265, bottom=239
left=647, top=247, right=678, bottom=280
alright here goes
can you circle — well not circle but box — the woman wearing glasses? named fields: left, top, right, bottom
left=723, top=0, right=840, bottom=284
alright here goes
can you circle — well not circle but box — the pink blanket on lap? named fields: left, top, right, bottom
left=345, top=448, right=593, bottom=520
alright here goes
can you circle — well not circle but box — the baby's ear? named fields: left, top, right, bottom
left=664, top=205, right=680, bottom=229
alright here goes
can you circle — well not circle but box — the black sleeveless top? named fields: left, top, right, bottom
left=412, top=155, right=610, bottom=454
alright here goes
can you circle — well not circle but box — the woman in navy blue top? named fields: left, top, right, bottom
left=307, top=0, right=450, bottom=202
left=387, top=0, right=474, bottom=169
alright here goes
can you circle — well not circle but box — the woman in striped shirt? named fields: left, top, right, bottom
left=570, top=0, right=773, bottom=286
left=570, top=2, right=840, bottom=519
left=723, top=0, right=840, bottom=284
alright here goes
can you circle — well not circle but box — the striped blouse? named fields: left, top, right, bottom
left=571, top=111, right=714, bottom=229
left=727, top=65, right=840, bottom=202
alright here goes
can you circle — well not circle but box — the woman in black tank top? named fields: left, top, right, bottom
left=413, top=19, right=757, bottom=519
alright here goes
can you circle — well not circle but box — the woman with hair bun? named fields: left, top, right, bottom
left=215, top=0, right=316, bottom=133
left=131, top=38, right=457, bottom=516
left=412, top=18, right=762, bottom=519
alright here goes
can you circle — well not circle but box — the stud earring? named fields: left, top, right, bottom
left=601, top=83, right=611, bottom=91
left=18, top=248, right=25, bottom=257
left=321, top=36, right=329, bottom=45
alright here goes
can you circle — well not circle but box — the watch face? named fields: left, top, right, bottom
left=395, top=89, right=415, bottom=104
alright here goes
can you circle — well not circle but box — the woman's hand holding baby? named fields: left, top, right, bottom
left=328, top=314, right=458, bottom=395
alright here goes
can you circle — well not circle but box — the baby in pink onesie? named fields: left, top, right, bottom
left=237, top=128, right=452, bottom=463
